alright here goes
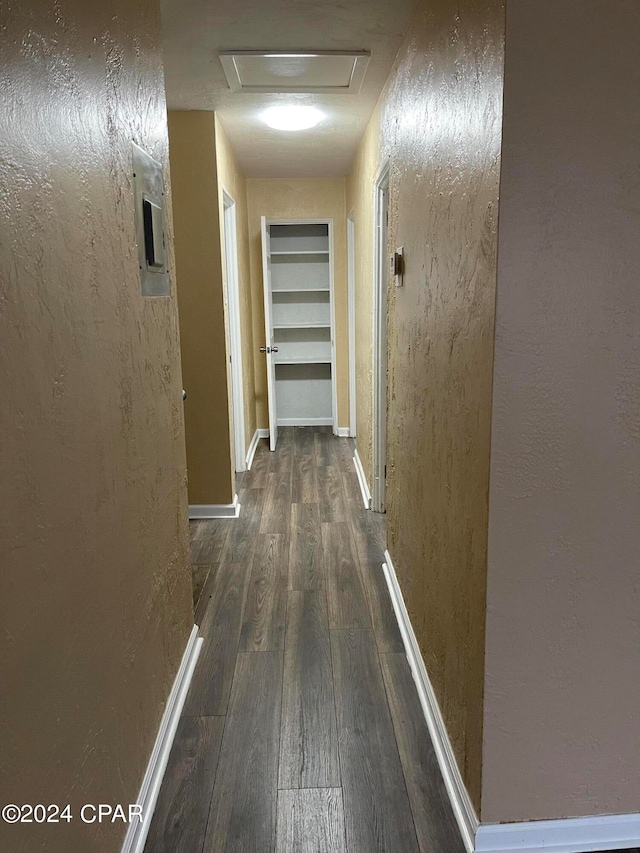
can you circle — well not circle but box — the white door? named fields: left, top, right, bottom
left=260, top=216, right=278, bottom=451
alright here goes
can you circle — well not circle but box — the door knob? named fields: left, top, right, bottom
left=271, top=346, right=278, bottom=353
left=260, top=346, right=270, bottom=353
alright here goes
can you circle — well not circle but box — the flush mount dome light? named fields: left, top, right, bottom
left=261, top=105, right=324, bottom=131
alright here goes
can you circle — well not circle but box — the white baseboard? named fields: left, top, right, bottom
left=336, top=427, right=350, bottom=437
left=277, top=418, right=333, bottom=427
left=382, top=549, right=479, bottom=852
left=189, top=494, right=240, bottom=519
left=245, top=430, right=261, bottom=470
left=257, top=428, right=269, bottom=438
left=352, top=449, right=371, bottom=510
left=121, top=625, right=203, bottom=853
left=382, top=549, right=640, bottom=853
left=475, top=813, right=640, bottom=853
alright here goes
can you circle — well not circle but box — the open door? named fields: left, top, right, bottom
left=260, top=216, right=278, bottom=451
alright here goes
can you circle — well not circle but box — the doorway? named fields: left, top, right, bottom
left=222, top=190, right=246, bottom=473
left=372, top=162, right=390, bottom=513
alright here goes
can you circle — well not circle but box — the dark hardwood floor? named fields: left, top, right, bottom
left=144, top=427, right=455, bottom=853
left=144, top=427, right=631, bottom=853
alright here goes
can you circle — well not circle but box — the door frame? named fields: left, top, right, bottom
left=347, top=211, right=357, bottom=438
left=260, top=215, right=278, bottom=450
left=372, top=160, right=390, bottom=513
left=328, top=218, right=338, bottom=434
left=222, top=189, right=246, bottom=473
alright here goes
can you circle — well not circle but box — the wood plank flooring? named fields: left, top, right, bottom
left=143, top=716, right=224, bottom=853
left=279, top=590, right=339, bottom=790
left=146, top=427, right=640, bottom=853
left=331, top=627, right=420, bottom=853
left=276, top=788, right=346, bottom=853
left=380, top=652, right=463, bottom=853
left=144, top=428, right=464, bottom=853
left=203, top=651, right=283, bottom=853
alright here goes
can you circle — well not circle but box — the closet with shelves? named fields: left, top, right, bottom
left=260, top=219, right=336, bottom=449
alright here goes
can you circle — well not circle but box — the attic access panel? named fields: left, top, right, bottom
left=219, top=50, right=370, bottom=94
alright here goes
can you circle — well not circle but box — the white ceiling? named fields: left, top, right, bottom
left=161, top=0, right=418, bottom=177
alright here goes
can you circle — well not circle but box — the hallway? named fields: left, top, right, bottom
left=144, top=427, right=463, bottom=853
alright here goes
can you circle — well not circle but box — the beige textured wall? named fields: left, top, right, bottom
left=347, top=0, right=505, bottom=809
left=0, top=1, right=194, bottom=850
left=246, top=178, right=349, bottom=429
left=214, top=116, right=257, bottom=456
left=167, top=111, right=234, bottom=505
left=483, top=0, right=640, bottom=822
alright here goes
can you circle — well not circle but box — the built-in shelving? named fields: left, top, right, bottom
left=263, top=221, right=334, bottom=428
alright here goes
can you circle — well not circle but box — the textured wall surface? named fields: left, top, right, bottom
left=483, top=0, right=640, bottom=822
left=167, top=111, right=234, bottom=505
left=214, top=116, right=257, bottom=457
left=246, top=178, right=349, bottom=430
left=0, top=1, right=194, bottom=850
left=347, top=0, right=505, bottom=809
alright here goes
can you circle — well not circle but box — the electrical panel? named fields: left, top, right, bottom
left=132, top=142, right=170, bottom=297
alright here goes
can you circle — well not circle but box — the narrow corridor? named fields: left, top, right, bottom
left=144, top=427, right=464, bottom=853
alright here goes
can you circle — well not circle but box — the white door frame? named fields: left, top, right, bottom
left=328, top=218, right=338, bottom=434
left=372, top=161, right=390, bottom=513
left=222, top=189, right=246, bottom=473
left=260, top=215, right=278, bottom=450
left=347, top=212, right=357, bottom=438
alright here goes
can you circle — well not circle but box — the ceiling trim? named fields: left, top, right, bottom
left=219, top=49, right=371, bottom=94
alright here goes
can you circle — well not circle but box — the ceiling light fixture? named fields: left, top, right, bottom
left=261, top=105, right=324, bottom=131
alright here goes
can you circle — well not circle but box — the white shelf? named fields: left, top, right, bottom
left=275, top=361, right=332, bottom=421
left=272, top=294, right=330, bottom=328
left=272, top=288, right=329, bottom=293
left=273, top=323, right=331, bottom=329
left=270, top=224, right=329, bottom=254
left=271, top=250, right=329, bottom=256
left=275, top=357, right=332, bottom=365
